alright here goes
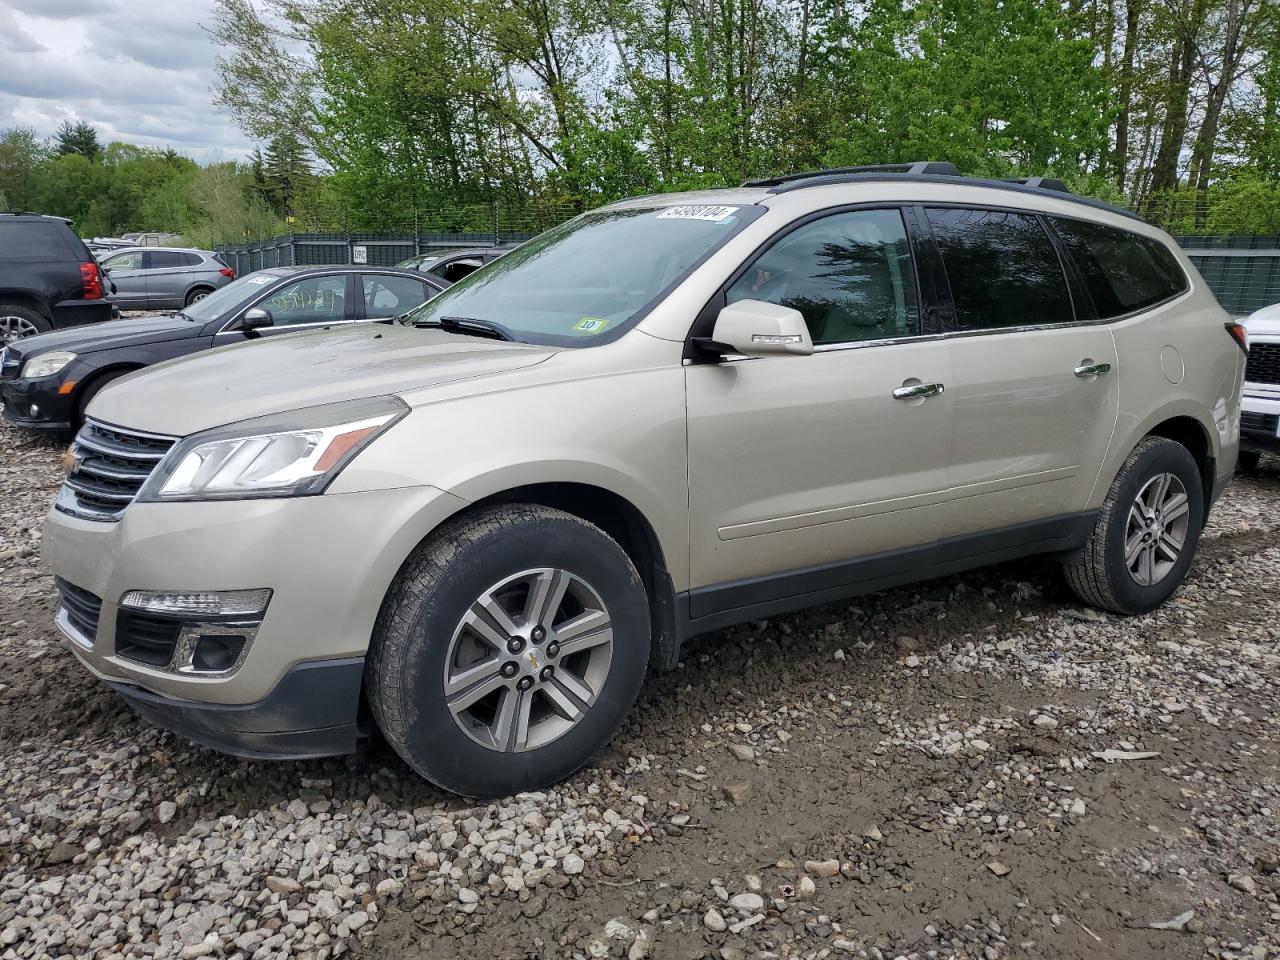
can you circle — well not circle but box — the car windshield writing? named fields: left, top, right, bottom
left=182, top=272, right=285, bottom=322
left=400, top=205, right=760, bottom=345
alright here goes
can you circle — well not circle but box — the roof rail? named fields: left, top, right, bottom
left=1001, top=176, right=1071, bottom=193
left=742, top=162, right=961, bottom=188
left=0, top=210, right=72, bottom=221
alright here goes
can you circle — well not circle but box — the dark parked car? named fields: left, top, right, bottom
left=396, top=245, right=512, bottom=285
left=0, top=213, right=113, bottom=345
left=100, top=247, right=237, bottom=310
left=0, top=265, right=442, bottom=430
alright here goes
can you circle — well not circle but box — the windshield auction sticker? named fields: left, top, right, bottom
left=574, top=316, right=608, bottom=333
left=656, top=205, right=739, bottom=222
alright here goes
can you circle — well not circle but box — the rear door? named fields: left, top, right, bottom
left=142, top=251, right=191, bottom=309
left=924, top=206, right=1119, bottom=532
left=101, top=250, right=147, bottom=307
left=358, top=273, right=436, bottom=321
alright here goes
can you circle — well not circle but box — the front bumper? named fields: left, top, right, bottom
left=43, top=483, right=467, bottom=724
left=1241, top=390, right=1280, bottom=453
left=0, top=374, right=75, bottom=430
left=104, top=657, right=367, bottom=759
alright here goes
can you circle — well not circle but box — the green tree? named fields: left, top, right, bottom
left=54, top=120, right=103, bottom=159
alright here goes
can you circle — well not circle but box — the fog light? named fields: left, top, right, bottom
left=120, top=588, right=272, bottom=618
left=172, top=622, right=259, bottom=675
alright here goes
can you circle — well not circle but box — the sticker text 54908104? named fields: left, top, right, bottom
left=656, top=205, right=740, bottom=223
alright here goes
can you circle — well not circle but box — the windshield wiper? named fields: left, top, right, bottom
left=173, top=310, right=195, bottom=322
left=414, top=315, right=514, bottom=341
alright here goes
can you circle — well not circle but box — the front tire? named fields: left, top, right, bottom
left=367, top=504, right=651, bottom=798
left=1062, top=437, right=1204, bottom=614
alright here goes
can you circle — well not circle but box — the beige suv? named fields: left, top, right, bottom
left=43, top=163, right=1246, bottom=798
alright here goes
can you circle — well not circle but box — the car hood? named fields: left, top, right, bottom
left=14, top=313, right=200, bottom=359
left=89, top=323, right=559, bottom=436
left=1244, top=303, right=1280, bottom=338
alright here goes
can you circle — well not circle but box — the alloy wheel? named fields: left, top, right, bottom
left=0, top=315, right=40, bottom=344
left=442, top=568, right=614, bottom=753
left=1125, top=472, right=1191, bottom=586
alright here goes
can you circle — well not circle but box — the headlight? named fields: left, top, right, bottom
left=21, top=351, right=76, bottom=378
left=137, top=396, right=408, bottom=502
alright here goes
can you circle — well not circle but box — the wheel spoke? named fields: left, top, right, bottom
left=492, top=686, right=532, bottom=752
left=1137, top=544, right=1154, bottom=585
left=541, top=678, right=586, bottom=722
left=524, top=568, right=569, bottom=630
left=1161, top=492, right=1189, bottom=523
left=1146, top=473, right=1171, bottom=510
left=1124, top=529, right=1146, bottom=566
left=1156, top=531, right=1183, bottom=562
left=555, top=608, right=610, bottom=645
left=465, top=596, right=519, bottom=646
left=551, top=667, right=597, bottom=706
left=445, top=660, right=508, bottom=712
left=557, top=625, right=613, bottom=659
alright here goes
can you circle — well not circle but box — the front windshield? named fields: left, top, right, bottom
left=400, top=204, right=763, bottom=345
left=181, top=271, right=286, bottom=322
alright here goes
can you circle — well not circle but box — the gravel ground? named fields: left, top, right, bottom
left=1, top=418, right=1278, bottom=960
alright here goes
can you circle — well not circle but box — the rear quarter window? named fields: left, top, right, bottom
left=1051, top=218, right=1188, bottom=318
left=0, top=221, right=77, bottom=260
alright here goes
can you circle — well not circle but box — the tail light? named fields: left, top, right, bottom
left=1225, top=321, right=1249, bottom=354
left=219, top=267, right=235, bottom=279
left=80, top=262, right=103, bottom=300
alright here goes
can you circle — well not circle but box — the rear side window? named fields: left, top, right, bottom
left=1051, top=219, right=1188, bottom=318
left=926, top=208, right=1074, bottom=331
left=182, top=253, right=204, bottom=266
left=148, top=251, right=187, bottom=269
left=0, top=221, right=75, bottom=260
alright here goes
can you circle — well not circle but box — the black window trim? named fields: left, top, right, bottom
left=1042, top=212, right=1193, bottom=325
left=684, top=202, right=937, bottom=362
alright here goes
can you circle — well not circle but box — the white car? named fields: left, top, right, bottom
left=1241, top=303, right=1280, bottom=469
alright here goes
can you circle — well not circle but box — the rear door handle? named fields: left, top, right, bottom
left=1074, top=361, right=1112, bottom=378
left=892, top=381, right=946, bottom=400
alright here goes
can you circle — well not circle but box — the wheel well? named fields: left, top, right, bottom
left=74, top=365, right=143, bottom=421
left=1145, top=416, right=1214, bottom=504
left=0, top=292, right=51, bottom=320
left=471, top=483, right=681, bottom=671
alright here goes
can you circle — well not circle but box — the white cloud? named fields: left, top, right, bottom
left=0, top=0, right=253, bottom=162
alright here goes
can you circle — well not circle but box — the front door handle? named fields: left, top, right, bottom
left=1074, top=361, right=1112, bottom=378
left=892, top=381, right=946, bottom=400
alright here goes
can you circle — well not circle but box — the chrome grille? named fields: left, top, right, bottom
left=55, top=419, right=177, bottom=522
left=1242, top=410, right=1279, bottom=435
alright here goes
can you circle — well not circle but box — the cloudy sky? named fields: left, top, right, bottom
left=0, top=0, right=254, bottom=162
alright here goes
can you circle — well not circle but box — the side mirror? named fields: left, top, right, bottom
left=241, top=307, right=273, bottom=331
left=708, top=299, right=813, bottom=357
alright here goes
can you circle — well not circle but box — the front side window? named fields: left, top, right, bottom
left=1051, top=218, right=1188, bottom=318
left=362, top=275, right=429, bottom=317
left=727, top=209, right=920, bottom=345
left=402, top=204, right=764, bottom=346
left=927, top=208, right=1074, bottom=331
left=104, top=251, right=144, bottom=271
left=262, top=275, right=347, bottom=326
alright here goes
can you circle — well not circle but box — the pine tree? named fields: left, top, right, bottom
left=262, top=133, right=310, bottom=217
left=54, top=120, right=102, bottom=159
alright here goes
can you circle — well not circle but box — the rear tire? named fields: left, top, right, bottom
left=1062, top=437, right=1204, bottom=615
left=1237, top=450, right=1262, bottom=473
left=0, top=304, right=50, bottom=344
left=367, top=504, right=651, bottom=798
left=185, top=287, right=214, bottom=306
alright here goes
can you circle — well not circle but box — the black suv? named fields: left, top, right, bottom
left=0, top=213, right=113, bottom=345
left=1, top=265, right=442, bottom=430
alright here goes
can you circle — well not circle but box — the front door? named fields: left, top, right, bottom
left=924, top=206, right=1120, bottom=531
left=102, top=250, right=146, bottom=308
left=685, top=208, right=956, bottom=618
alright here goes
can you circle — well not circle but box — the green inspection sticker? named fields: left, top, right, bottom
left=574, top=316, right=609, bottom=333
